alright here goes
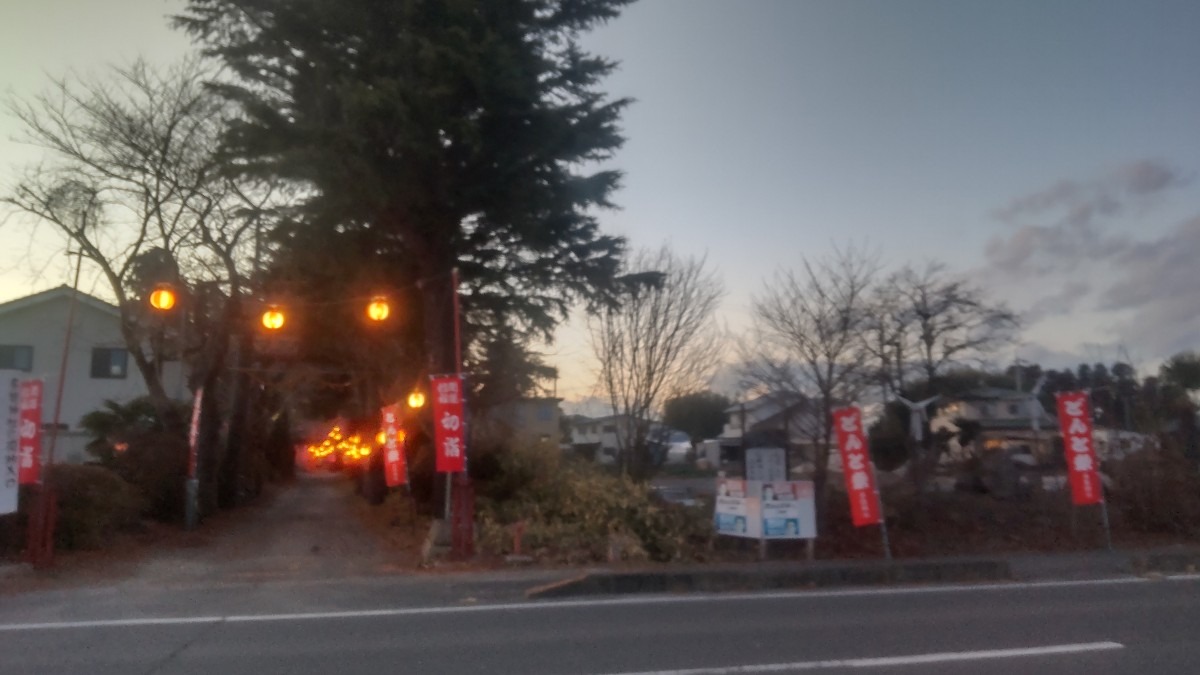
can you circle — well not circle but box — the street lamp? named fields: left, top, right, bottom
left=366, top=296, right=390, bottom=322
left=261, top=306, right=286, bottom=331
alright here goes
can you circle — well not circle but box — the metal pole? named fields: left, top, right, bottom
left=873, top=461, right=892, bottom=561
left=45, top=251, right=83, bottom=472
left=446, top=268, right=462, bottom=524
left=1099, top=499, right=1114, bottom=552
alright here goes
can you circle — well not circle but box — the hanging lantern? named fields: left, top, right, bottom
left=261, top=306, right=286, bottom=331
left=366, top=296, right=390, bottom=322
left=407, top=391, right=426, bottom=409
left=149, top=284, right=177, bottom=311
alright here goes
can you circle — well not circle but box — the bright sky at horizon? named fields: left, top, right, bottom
left=3, top=1, right=1199, bottom=411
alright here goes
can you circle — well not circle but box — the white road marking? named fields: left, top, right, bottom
left=588, top=641, right=1125, bottom=674
left=0, top=574, right=1194, bottom=632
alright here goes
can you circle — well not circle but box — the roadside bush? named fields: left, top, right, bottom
left=81, top=398, right=189, bottom=521
left=49, top=464, right=144, bottom=550
left=1111, top=444, right=1200, bottom=536
left=475, top=444, right=712, bottom=563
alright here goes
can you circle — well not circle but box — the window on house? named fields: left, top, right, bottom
left=602, top=424, right=616, bottom=433
left=90, top=348, right=129, bottom=379
left=0, top=345, right=33, bottom=372
left=1007, top=403, right=1020, bottom=415
left=537, top=403, right=554, bottom=422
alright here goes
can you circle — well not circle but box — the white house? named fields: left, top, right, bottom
left=0, top=286, right=184, bottom=463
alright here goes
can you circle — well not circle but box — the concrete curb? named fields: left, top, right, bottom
left=1131, top=550, right=1200, bottom=575
left=525, top=559, right=1012, bottom=599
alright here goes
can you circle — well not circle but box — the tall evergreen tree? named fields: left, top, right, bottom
left=174, top=0, right=634, bottom=377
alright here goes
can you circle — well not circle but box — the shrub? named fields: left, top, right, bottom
left=1111, top=444, right=1200, bottom=536
left=48, top=464, right=144, bottom=550
left=81, top=398, right=189, bottom=521
left=475, top=444, right=712, bottom=563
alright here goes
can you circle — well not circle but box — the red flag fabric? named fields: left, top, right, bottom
left=431, top=375, right=467, bottom=473
left=832, top=406, right=881, bottom=527
left=1056, top=391, right=1104, bottom=506
left=380, top=404, right=407, bottom=487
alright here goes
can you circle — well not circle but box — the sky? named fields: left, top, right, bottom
left=2, top=0, right=1199, bottom=408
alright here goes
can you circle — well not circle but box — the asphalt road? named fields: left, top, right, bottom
left=2, top=576, right=1199, bottom=674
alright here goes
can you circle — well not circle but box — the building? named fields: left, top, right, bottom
left=565, top=414, right=683, bottom=464
left=717, top=393, right=825, bottom=467
left=0, top=286, right=184, bottom=463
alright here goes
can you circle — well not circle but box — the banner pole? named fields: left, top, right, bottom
left=873, top=462, right=892, bottom=561
left=1099, top=499, right=1114, bottom=552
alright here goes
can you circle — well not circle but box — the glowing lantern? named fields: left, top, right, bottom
left=366, top=296, right=390, bottom=322
left=149, top=285, right=176, bottom=311
left=261, top=306, right=285, bottom=331
left=407, top=391, right=426, bottom=409
left=376, top=431, right=387, bottom=445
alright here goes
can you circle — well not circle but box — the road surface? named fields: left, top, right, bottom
left=1, top=575, right=1198, bottom=674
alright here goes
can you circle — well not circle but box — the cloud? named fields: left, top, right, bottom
left=982, top=160, right=1199, bottom=364
left=985, top=159, right=1186, bottom=274
left=1023, top=280, right=1092, bottom=322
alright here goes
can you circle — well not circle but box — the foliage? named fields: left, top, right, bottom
left=590, top=247, right=724, bottom=480
left=664, top=391, right=732, bottom=444
left=48, top=465, right=144, bottom=550
left=175, top=0, right=635, bottom=384
left=475, top=444, right=712, bottom=563
left=81, top=397, right=190, bottom=521
left=1111, top=444, right=1200, bottom=536
left=1162, top=351, right=1200, bottom=392
left=866, top=403, right=910, bottom=471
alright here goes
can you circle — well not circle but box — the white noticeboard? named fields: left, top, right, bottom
left=714, top=478, right=817, bottom=540
left=760, top=480, right=817, bottom=540
left=1, top=374, right=20, bottom=515
left=745, top=446, right=787, bottom=482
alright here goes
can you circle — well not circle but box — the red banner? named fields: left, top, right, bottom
left=832, top=406, right=881, bottom=527
left=380, top=404, right=407, bottom=487
left=17, top=379, right=42, bottom=485
left=431, top=375, right=466, bottom=473
left=1056, top=391, right=1103, bottom=505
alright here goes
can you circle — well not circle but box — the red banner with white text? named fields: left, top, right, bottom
left=431, top=375, right=466, bottom=473
left=380, top=404, right=408, bottom=487
left=832, top=406, right=881, bottom=527
left=1056, top=391, right=1103, bottom=506
left=17, top=379, right=42, bottom=484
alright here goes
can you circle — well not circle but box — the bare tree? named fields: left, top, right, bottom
left=589, top=247, right=723, bottom=481
left=895, top=262, right=1019, bottom=387
left=742, top=246, right=876, bottom=510
left=3, top=58, right=278, bottom=413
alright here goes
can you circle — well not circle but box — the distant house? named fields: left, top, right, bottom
left=565, top=414, right=680, bottom=464
left=931, top=387, right=1153, bottom=465
left=474, top=396, right=562, bottom=450
left=718, top=394, right=824, bottom=465
left=0, top=286, right=184, bottom=463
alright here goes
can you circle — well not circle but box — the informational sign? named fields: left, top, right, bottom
left=760, top=480, right=817, bottom=539
left=380, top=403, right=407, bottom=487
left=17, top=379, right=42, bottom=485
left=714, top=477, right=758, bottom=538
left=431, top=375, right=466, bottom=473
left=745, top=446, right=787, bottom=482
left=1056, top=391, right=1103, bottom=506
left=832, top=406, right=882, bottom=527
left=1, top=375, right=19, bottom=515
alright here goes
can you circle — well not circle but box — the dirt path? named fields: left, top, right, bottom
left=126, top=471, right=403, bottom=586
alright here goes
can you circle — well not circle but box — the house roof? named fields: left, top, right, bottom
left=951, top=387, right=1030, bottom=402
left=0, top=286, right=121, bottom=320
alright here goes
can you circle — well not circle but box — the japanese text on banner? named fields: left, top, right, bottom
left=832, top=406, right=881, bottom=527
left=431, top=375, right=466, bottom=473
left=17, top=379, right=42, bottom=485
left=1056, top=391, right=1103, bottom=506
